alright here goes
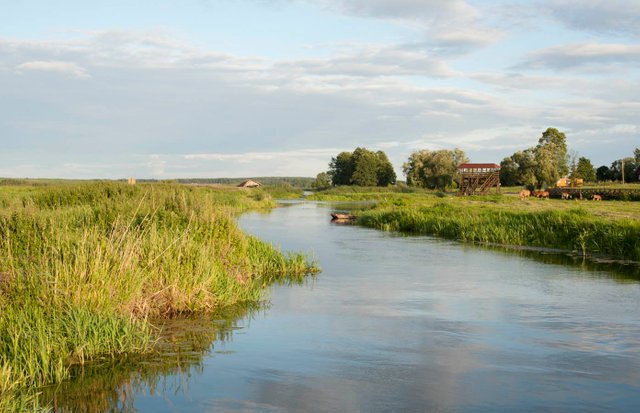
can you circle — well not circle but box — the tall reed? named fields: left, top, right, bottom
left=357, top=203, right=640, bottom=261
left=0, top=182, right=317, bottom=406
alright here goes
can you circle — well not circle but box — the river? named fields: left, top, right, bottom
left=48, top=201, right=640, bottom=412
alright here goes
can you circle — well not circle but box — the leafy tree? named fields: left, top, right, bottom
left=533, top=128, right=568, bottom=188
left=351, top=148, right=379, bottom=186
left=499, top=157, right=519, bottom=187
left=312, top=172, right=331, bottom=189
left=572, top=157, right=596, bottom=182
left=327, top=147, right=396, bottom=186
left=403, top=148, right=468, bottom=190
left=375, top=151, right=397, bottom=186
left=512, top=149, right=537, bottom=187
left=328, top=152, right=354, bottom=186
left=610, top=157, right=638, bottom=183
left=596, top=165, right=612, bottom=182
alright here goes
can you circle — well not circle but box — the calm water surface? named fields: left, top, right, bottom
left=52, top=201, right=640, bottom=412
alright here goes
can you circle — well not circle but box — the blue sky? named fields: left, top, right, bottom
left=1, top=0, right=639, bottom=179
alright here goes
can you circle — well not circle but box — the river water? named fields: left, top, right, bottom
left=49, top=201, right=640, bottom=412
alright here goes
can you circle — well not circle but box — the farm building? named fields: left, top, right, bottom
left=556, top=177, right=583, bottom=187
left=237, top=179, right=262, bottom=188
left=457, top=163, right=501, bottom=195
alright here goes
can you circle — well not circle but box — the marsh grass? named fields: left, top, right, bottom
left=313, top=189, right=640, bottom=261
left=0, top=182, right=317, bottom=408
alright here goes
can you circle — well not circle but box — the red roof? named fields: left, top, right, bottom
left=458, top=163, right=501, bottom=169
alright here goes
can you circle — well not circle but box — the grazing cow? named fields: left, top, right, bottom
left=519, top=189, right=531, bottom=200
left=592, top=194, right=602, bottom=201
left=561, top=192, right=571, bottom=200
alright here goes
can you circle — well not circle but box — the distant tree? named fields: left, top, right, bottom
left=328, top=152, right=354, bottom=186
left=533, top=128, right=568, bottom=188
left=328, top=147, right=395, bottom=186
left=609, top=158, right=638, bottom=183
left=512, top=149, right=537, bottom=187
left=351, top=148, right=379, bottom=186
left=596, top=165, right=612, bottom=182
left=499, top=156, right=519, bottom=187
left=635, top=148, right=640, bottom=180
left=622, top=157, right=639, bottom=183
left=572, top=157, right=596, bottom=182
left=312, top=172, right=331, bottom=190
left=375, top=151, right=397, bottom=186
left=403, top=148, right=468, bottom=190
left=568, top=149, right=579, bottom=178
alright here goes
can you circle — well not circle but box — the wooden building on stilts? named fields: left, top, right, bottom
left=457, top=163, right=501, bottom=196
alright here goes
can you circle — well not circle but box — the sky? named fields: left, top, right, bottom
left=1, top=0, right=639, bottom=179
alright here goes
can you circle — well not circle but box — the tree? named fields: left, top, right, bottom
left=572, top=157, right=596, bottom=182
left=328, top=152, right=354, bottom=186
left=596, top=165, right=612, bottom=182
left=375, top=151, right=397, bottom=186
left=512, top=149, right=537, bottom=187
left=351, top=148, right=379, bottom=186
left=327, top=147, right=396, bottom=186
left=609, top=158, right=638, bottom=183
left=499, top=157, right=519, bottom=187
left=403, top=148, right=468, bottom=190
left=534, top=127, right=568, bottom=188
left=312, top=172, right=331, bottom=190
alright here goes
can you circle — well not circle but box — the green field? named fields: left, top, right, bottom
left=0, top=181, right=316, bottom=409
left=310, top=186, right=640, bottom=261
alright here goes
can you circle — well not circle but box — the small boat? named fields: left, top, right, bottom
left=331, top=213, right=356, bottom=220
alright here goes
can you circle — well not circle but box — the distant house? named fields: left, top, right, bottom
left=237, top=179, right=262, bottom=188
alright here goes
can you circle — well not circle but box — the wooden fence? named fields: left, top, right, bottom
left=547, top=187, right=640, bottom=201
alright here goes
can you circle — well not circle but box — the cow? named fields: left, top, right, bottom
left=519, top=189, right=531, bottom=200
left=561, top=192, right=571, bottom=200
left=592, top=194, right=602, bottom=201
left=535, top=190, right=550, bottom=199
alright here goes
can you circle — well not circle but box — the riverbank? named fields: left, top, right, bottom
left=0, top=182, right=317, bottom=409
left=309, top=187, right=640, bottom=262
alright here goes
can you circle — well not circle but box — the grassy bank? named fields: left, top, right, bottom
left=310, top=187, right=640, bottom=261
left=0, top=182, right=317, bottom=409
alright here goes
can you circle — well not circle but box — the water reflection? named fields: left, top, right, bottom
left=41, top=304, right=262, bottom=412
left=473, top=243, right=640, bottom=281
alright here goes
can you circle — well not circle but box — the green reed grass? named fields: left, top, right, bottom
left=357, top=203, right=640, bottom=261
left=0, top=182, right=317, bottom=408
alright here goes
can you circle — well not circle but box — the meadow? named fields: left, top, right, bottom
left=310, top=186, right=640, bottom=262
left=0, top=181, right=317, bottom=410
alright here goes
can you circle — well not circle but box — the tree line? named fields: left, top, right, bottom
left=314, top=128, right=640, bottom=190
left=314, top=147, right=397, bottom=189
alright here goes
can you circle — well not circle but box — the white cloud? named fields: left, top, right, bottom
left=15, top=60, right=90, bottom=78
left=517, top=43, right=640, bottom=71
left=184, top=148, right=342, bottom=162
left=311, top=0, right=501, bottom=54
left=1, top=23, right=638, bottom=178
left=543, top=0, right=640, bottom=37
left=277, top=43, right=456, bottom=78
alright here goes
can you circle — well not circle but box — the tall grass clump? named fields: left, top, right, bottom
left=358, top=204, right=640, bottom=261
left=0, top=182, right=317, bottom=407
